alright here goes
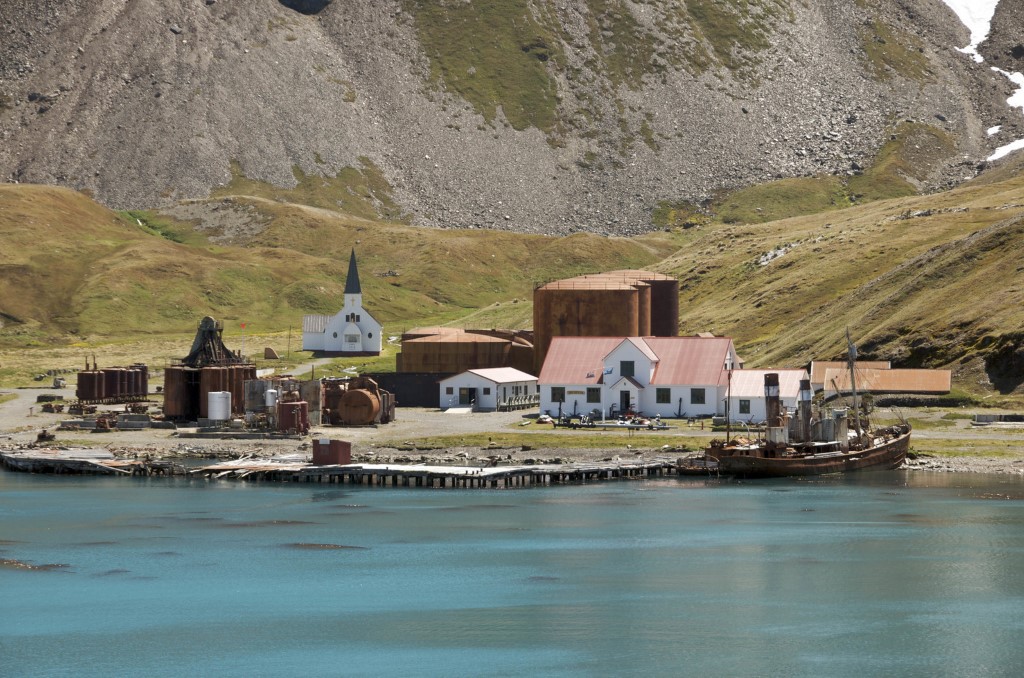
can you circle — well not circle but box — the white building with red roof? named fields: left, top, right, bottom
left=538, top=336, right=742, bottom=419
left=439, top=367, right=538, bottom=412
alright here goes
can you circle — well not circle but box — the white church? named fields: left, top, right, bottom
left=302, top=249, right=382, bottom=355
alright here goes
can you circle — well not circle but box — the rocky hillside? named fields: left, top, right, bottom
left=0, top=0, right=1020, bottom=234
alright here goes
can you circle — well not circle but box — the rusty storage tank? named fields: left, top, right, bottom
left=101, top=368, right=119, bottom=402
left=533, top=281, right=640, bottom=373
left=75, top=370, right=101, bottom=402
left=278, top=401, right=310, bottom=434
left=336, top=388, right=381, bottom=425
left=133, top=363, right=149, bottom=399
left=125, top=368, right=138, bottom=400
left=162, top=366, right=188, bottom=419
left=227, top=364, right=255, bottom=415
left=532, top=270, right=679, bottom=373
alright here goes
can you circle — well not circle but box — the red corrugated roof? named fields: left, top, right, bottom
left=823, top=368, right=952, bottom=395
left=539, top=336, right=735, bottom=385
left=810, top=360, right=890, bottom=386
left=539, top=337, right=622, bottom=384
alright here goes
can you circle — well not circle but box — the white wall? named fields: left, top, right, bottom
left=440, top=374, right=537, bottom=411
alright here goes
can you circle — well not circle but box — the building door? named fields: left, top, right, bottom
left=619, top=390, right=631, bottom=413
left=459, top=387, right=476, bottom=406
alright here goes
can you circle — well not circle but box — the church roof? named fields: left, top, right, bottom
left=345, top=249, right=361, bottom=294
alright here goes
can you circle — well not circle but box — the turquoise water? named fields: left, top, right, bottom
left=2, top=471, right=1023, bottom=677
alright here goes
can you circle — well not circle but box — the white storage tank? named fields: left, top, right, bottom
left=265, top=388, right=279, bottom=409
left=208, top=391, right=232, bottom=422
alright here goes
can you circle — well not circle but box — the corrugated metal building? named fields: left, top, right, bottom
left=810, top=360, right=891, bottom=392
left=397, top=328, right=534, bottom=375
left=822, top=368, right=952, bottom=399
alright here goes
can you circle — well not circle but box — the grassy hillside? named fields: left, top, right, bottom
left=4, top=164, right=1024, bottom=401
left=0, top=184, right=676, bottom=346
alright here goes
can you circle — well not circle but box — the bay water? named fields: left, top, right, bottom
left=2, top=471, right=1023, bottom=677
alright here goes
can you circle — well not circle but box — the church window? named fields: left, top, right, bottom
left=332, top=332, right=338, bottom=339
left=345, top=334, right=360, bottom=343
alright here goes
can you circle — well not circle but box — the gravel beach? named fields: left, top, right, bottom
left=3, top=387, right=1024, bottom=475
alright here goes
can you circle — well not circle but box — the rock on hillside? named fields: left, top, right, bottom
left=0, top=0, right=1019, bottom=234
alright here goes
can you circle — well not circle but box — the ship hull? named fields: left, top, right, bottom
left=717, top=427, right=911, bottom=478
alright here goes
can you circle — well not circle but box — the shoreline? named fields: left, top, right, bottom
left=4, top=440, right=1024, bottom=477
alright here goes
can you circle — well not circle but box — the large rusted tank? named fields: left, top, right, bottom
left=162, top=366, right=189, bottom=419
left=337, top=389, right=380, bottom=426
left=532, top=270, right=679, bottom=373
left=227, top=364, right=255, bottom=415
left=76, top=370, right=103, bottom=401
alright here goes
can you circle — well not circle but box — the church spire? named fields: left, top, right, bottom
left=344, top=249, right=361, bottom=295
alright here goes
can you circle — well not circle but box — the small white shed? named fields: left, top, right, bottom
left=439, top=368, right=539, bottom=412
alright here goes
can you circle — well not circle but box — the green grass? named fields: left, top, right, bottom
left=715, top=176, right=851, bottom=224
left=403, top=0, right=561, bottom=133
left=859, top=18, right=934, bottom=83
left=212, top=159, right=408, bottom=222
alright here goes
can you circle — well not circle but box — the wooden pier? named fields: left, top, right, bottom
left=192, top=459, right=680, bottom=488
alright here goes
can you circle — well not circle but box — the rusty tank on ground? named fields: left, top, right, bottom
left=321, top=376, right=395, bottom=426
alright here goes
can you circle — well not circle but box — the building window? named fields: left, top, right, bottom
left=332, top=332, right=338, bottom=339
left=483, top=387, right=491, bottom=395
left=690, top=388, right=706, bottom=405
left=345, top=334, right=360, bottom=343
left=445, top=387, right=453, bottom=395
left=620, top=361, right=634, bottom=378
left=739, top=399, right=751, bottom=414
left=586, top=387, right=601, bottom=403
left=367, top=332, right=373, bottom=339
left=656, top=388, right=671, bottom=404
left=551, top=387, right=565, bottom=403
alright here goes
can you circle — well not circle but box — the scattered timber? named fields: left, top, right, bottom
left=0, top=448, right=185, bottom=476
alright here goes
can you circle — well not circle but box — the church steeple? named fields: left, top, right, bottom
left=344, top=249, right=361, bottom=295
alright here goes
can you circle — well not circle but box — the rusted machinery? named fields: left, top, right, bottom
left=162, top=317, right=255, bottom=421
left=321, top=376, right=395, bottom=426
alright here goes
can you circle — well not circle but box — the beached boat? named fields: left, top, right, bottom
left=708, top=335, right=911, bottom=479
left=714, top=422, right=910, bottom=478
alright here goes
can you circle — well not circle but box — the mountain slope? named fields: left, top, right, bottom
left=0, top=0, right=1019, bottom=233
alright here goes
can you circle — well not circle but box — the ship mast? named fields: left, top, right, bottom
left=846, top=328, right=863, bottom=440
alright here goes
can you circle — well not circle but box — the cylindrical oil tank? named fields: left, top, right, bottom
left=645, top=278, right=679, bottom=337
left=208, top=391, right=231, bottom=421
left=337, top=389, right=381, bottom=425
left=119, top=367, right=130, bottom=401
left=76, top=371, right=101, bottom=401
left=104, top=368, right=121, bottom=402
left=162, top=366, right=188, bottom=419
left=133, top=364, right=149, bottom=398
left=265, top=389, right=279, bottom=408
left=126, top=368, right=139, bottom=399
left=278, top=401, right=309, bottom=433
left=636, top=283, right=652, bottom=337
